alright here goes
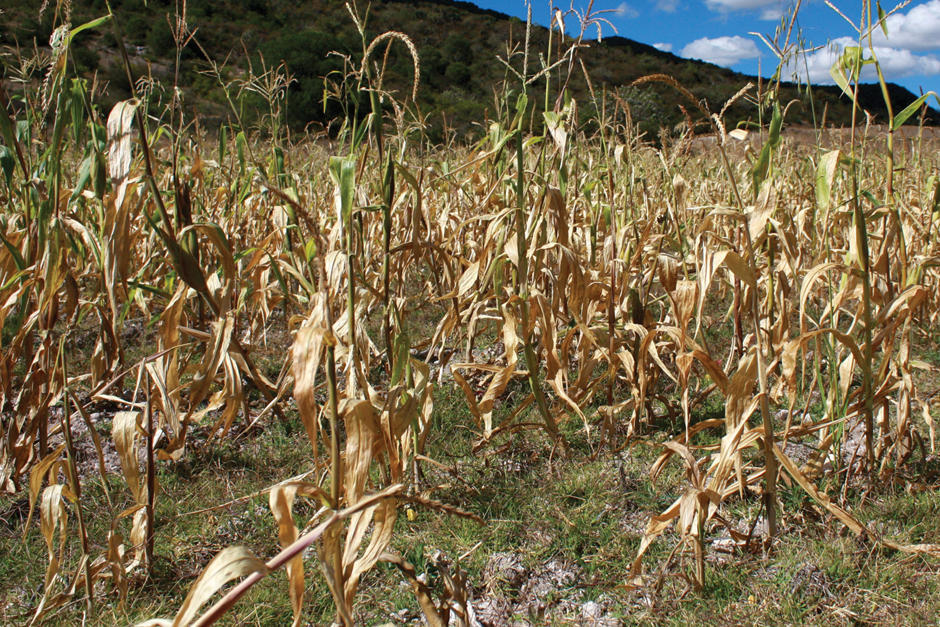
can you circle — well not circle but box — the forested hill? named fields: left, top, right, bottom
left=2, top=0, right=936, bottom=139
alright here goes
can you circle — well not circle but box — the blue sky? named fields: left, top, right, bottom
left=468, top=1, right=940, bottom=96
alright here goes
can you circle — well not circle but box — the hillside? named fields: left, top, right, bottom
left=1, top=0, right=936, bottom=139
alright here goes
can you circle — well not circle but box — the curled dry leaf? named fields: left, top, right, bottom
left=170, top=546, right=268, bottom=627
left=106, top=99, right=138, bottom=182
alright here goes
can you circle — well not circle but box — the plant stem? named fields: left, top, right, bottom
left=514, top=130, right=564, bottom=450
left=714, top=135, right=778, bottom=541
left=59, top=338, right=94, bottom=612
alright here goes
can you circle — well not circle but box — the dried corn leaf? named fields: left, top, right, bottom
left=112, top=411, right=143, bottom=502
left=106, top=99, right=138, bottom=183
left=270, top=485, right=304, bottom=627
left=173, top=546, right=268, bottom=627
left=25, top=445, right=65, bottom=534
left=457, top=261, right=480, bottom=299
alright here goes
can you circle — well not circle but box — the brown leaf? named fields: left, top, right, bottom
left=106, top=99, right=138, bottom=183
left=269, top=485, right=304, bottom=627
left=25, top=445, right=65, bottom=534
left=173, top=546, right=268, bottom=627
left=457, top=261, right=480, bottom=299
left=112, top=411, right=143, bottom=502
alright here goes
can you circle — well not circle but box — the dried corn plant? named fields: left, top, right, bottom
left=2, top=1, right=940, bottom=624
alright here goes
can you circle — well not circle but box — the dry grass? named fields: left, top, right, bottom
left=1, top=1, right=939, bottom=625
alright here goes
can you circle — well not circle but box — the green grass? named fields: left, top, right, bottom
left=1, top=367, right=939, bottom=625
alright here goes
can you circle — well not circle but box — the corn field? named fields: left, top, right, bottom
left=1, top=1, right=939, bottom=625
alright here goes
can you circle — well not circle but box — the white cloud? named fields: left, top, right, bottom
left=784, top=36, right=940, bottom=84
left=871, top=0, right=940, bottom=51
left=653, top=42, right=674, bottom=52
left=705, top=0, right=778, bottom=11
left=759, top=6, right=783, bottom=20
left=657, top=0, right=680, bottom=12
left=681, top=35, right=760, bottom=67
left=704, top=0, right=783, bottom=20
left=614, top=2, right=639, bottom=18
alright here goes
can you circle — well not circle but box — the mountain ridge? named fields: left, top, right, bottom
left=1, top=0, right=935, bottom=138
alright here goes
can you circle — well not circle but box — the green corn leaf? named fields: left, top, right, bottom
left=304, top=238, right=317, bottom=263
left=68, top=15, right=111, bottom=41
left=768, top=100, right=783, bottom=148
left=273, top=145, right=286, bottom=185
left=218, top=125, right=228, bottom=165
left=830, top=47, right=863, bottom=102
left=236, top=131, right=247, bottom=175
left=0, top=269, right=29, bottom=291
left=391, top=331, right=411, bottom=387
left=265, top=251, right=299, bottom=305
left=71, top=154, right=93, bottom=201
left=929, top=175, right=940, bottom=214
left=877, top=2, right=888, bottom=37
left=0, top=230, right=26, bottom=271
left=752, top=102, right=782, bottom=192
left=125, top=280, right=172, bottom=298
left=815, top=150, right=840, bottom=213
left=892, top=92, right=935, bottom=130
left=861, top=189, right=882, bottom=208
left=93, top=150, right=107, bottom=198
left=329, top=155, right=357, bottom=224
left=68, top=79, right=86, bottom=144
left=510, top=92, right=528, bottom=132
left=0, top=145, right=13, bottom=186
